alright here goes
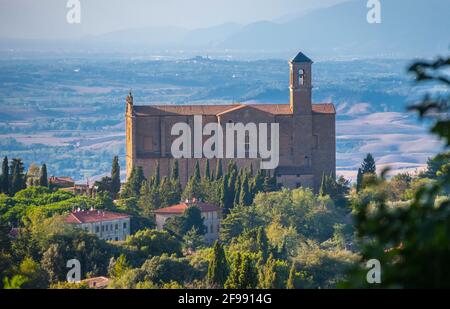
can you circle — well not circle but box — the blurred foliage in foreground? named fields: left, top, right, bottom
left=344, top=53, right=450, bottom=288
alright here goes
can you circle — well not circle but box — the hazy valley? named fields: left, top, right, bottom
left=0, top=56, right=443, bottom=182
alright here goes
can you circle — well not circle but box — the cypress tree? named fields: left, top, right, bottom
left=193, top=161, right=201, bottom=182
left=224, top=253, right=242, bottom=289
left=122, top=166, right=146, bottom=198
left=171, top=160, right=179, bottom=180
left=253, top=170, right=264, bottom=194
left=111, top=156, right=121, bottom=198
left=10, top=158, right=25, bottom=195
left=39, top=164, right=48, bottom=187
left=207, top=241, right=229, bottom=287
left=286, top=263, right=297, bottom=289
left=225, top=170, right=236, bottom=212
left=256, top=227, right=269, bottom=262
left=138, top=180, right=160, bottom=216
left=205, top=160, right=211, bottom=181
left=319, top=173, right=326, bottom=196
left=239, top=173, right=252, bottom=206
left=215, top=159, right=223, bottom=180
left=356, top=168, right=363, bottom=193
left=233, top=171, right=242, bottom=206
left=154, top=161, right=160, bottom=187
left=1, top=156, right=9, bottom=194
left=361, top=153, right=376, bottom=175
left=220, top=175, right=228, bottom=211
left=263, top=172, right=277, bottom=192
left=261, top=255, right=277, bottom=289
left=238, top=254, right=258, bottom=289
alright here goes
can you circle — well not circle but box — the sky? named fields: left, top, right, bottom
left=0, top=0, right=349, bottom=39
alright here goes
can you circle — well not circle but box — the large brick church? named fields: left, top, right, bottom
left=125, top=52, right=335, bottom=191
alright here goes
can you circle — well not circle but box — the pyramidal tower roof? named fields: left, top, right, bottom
left=291, top=52, right=313, bottom=63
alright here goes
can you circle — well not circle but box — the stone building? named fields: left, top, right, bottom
left=65, top=209, right=131, bottom=241
left=154, top=200, right=221, bottom=244
left=125, top=52, right=335, bottom=191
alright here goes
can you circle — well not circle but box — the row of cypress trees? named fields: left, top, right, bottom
left=122, top=159, right=279, bottom=215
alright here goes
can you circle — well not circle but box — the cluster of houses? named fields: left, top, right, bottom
left=51, top=175, right=222, bottom=244
left=64, top=198, right=221, bottom=244
left=44, top=170, right=223, bottom=289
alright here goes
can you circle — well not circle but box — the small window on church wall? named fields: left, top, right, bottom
left=299, top=69, right=305, bottom=86
left=313, top=135, right=319, bottom=150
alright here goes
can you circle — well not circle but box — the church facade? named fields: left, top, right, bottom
left=125, top=52, right=336, bottom=191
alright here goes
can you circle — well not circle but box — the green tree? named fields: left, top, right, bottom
left=109, top=254, right=131, bottom=278
left=263, top=173, right=277, bottom=192
left=346, top=53, right=450, bottom=288
left=224, top=253, right=241, bottom=289
left=94, top=176, right=112, bottom=195
left=164, top=205, right=206, bottom=238
left=159, top=177, right=181, bottom=208
left=361, top=153, right=376, bottom=175
left=171, top=160, right=179, bottom=180
left=184, top=205, right=206, bottom=235
left=207, top=241, right=228, bottom=288
left=356, top=168, right=363, bottom=193
left=138, top=180, right=160, bottom=216
left=182, top=173, right=203, bottom=201
left=0, top=156, right=8, bottom=194
left=18, top=257, right=49, bottom=289
left=286, top=262, right=308, bottom=289
left=215, top=159, right=223, bottom=180
left=183, top=227, right=204, bottom=253
left=259, top=254, right=288, bottom=289
left=111, top=156, right=121, bottom=198
left=256, top=227, right=270, bottom=262
left=140, top=254, right=199, bottom=285
left=3, top=275, right=29, bottom=289
left=238, top=254, right=258, bottom=289
left=125, top=228, right=182, bottom=259
left=121, top=166, right=146, bottom=198
left=205, top=160, right=211, bottom=180
left=319, top=174, right=350, bottom=207
left=223, top=169, right=237, bottom=213
left=10, top=158, right=25, bottom=195
left=286, top=263, right=297, bottom=289
left=193, top=161, right=201, bottom=182
left=39, top=164, right=48, bottom=187
left=422, top=152, right=450, bottom=179
left=239, top=173, right=252, bottom=206
left=154, top=161, right=161, bottom=187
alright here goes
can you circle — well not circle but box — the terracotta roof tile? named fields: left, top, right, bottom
left=65, top=210, right=130, bottom=224
left=154, top=201, right=221, bottom=215
left=133, top=103, right=335, bottom=116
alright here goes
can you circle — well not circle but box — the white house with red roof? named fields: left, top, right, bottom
left=153, top=200, right=221, bottom=244
left=65, top=209, right=131, bottom=241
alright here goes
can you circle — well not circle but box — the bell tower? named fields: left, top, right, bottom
left=290, top=52, right=313, bottom=167
left=289, top=52, right=313, bottom=115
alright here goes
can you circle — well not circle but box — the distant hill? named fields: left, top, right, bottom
left=218, top=0, right=450, bottom=57
left=1, top=0, right=449, bottom=58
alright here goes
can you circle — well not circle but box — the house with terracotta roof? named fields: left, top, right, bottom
left=82, top=276, right=110, bottom=289
left=65, top=209, right=131, bottom=241
left=49, top=176, right=75, bottom=188
left=125, top=51, right=336, bottom=192
left=154, top=200, right=221, bottom=244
